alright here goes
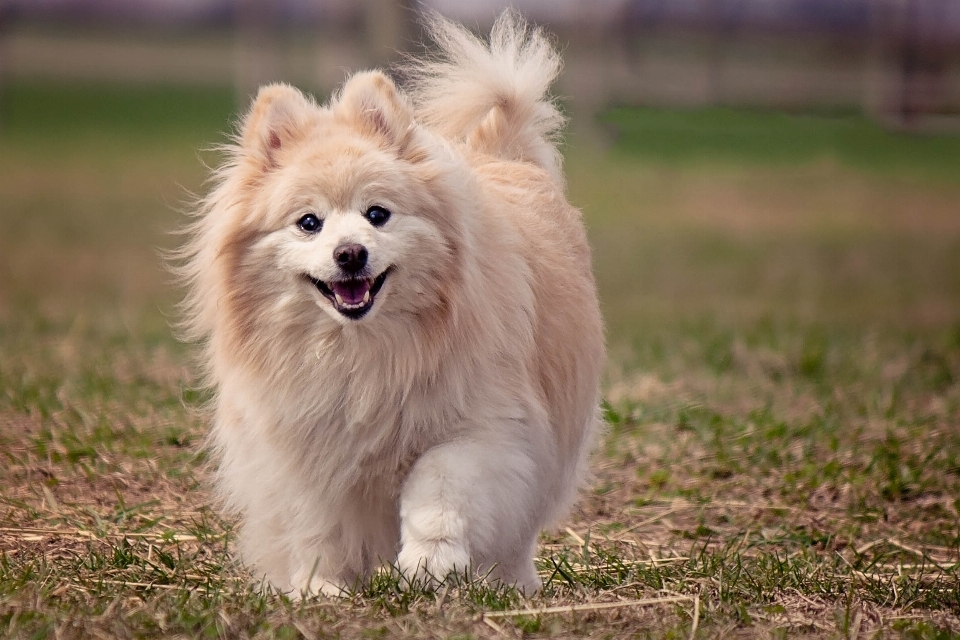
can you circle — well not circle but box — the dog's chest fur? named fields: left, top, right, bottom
left=234, top=331, right=476, bottom=495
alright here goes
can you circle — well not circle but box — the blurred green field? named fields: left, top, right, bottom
left=601, top=106, right=960, bottom=174
left=1, top=81, right=959, bottom=638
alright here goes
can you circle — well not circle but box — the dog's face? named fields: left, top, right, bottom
left=218, top=74, right=465, bottom=333
left=261, top=140, right=448, bottom=325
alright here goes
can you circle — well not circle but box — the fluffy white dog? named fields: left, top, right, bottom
left=177, top=10, right=605, bottom=596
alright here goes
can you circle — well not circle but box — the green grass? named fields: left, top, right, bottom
left=601, top=106, right=960, bottom=177
left=2, top=81, right=960, bottom=638
left=1, top=81, right=237, bottom=143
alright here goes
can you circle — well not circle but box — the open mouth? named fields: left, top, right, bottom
left=306, top=268, right=391, bottom=319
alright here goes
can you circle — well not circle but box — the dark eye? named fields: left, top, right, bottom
left=364, top=205, right=391, bottom=227
left=297, top=213, right=322, bottom=233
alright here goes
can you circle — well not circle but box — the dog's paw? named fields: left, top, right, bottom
left=396, top=538, right=470, bottom=589
left=288, top=569, right=348, bottom=600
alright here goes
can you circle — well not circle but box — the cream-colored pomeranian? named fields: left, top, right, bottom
left=177, top=10, right=604, bottom=596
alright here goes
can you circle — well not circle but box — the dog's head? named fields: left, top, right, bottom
left=197, top=73, right=467, bottom=345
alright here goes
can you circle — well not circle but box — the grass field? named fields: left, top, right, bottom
left=2, top=81, right=959, bottom=638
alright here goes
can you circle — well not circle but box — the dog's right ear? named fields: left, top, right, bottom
left=239, top=83, right=315, bottom=170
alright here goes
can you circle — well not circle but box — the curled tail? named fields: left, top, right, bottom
left=408, top=9, right=566, bottom=184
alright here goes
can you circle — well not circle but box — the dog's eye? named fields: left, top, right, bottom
left=297, top=213, right=322, bottom=233
left=364, top=206, right=391, bottom=228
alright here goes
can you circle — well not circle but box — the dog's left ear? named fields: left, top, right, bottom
left=337, top=71, right=415, bottom=150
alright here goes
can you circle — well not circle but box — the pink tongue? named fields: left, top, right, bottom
left=331, top=279, right=371, bottom=305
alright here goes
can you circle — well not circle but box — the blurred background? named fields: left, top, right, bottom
left=1, top=0, right=959, bottom=372
left=4, top=0, right=960, bottom=124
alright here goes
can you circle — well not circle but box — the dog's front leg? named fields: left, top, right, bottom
left=396, top=434, right=543, bottom=591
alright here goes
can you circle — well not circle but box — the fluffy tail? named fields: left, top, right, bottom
left=408, top=10, right=566, bottom=184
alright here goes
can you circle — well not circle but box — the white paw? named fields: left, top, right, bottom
left=515, top=565, right=543, bottom=596
left=288, top=569, right=348, bottom=599
left=396, top=538, right=470, bottom=589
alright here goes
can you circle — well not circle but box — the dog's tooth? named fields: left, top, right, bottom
left=362, top=290, right=371, bottom=304
left=334, top=292, right=344, bottom=306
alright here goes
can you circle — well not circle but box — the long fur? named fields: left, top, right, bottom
left=408, top=9, right=567, bottom=184
left=174, top=10, right=604, bottom=596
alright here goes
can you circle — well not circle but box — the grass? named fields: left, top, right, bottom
left=600, top=106, right=960, bottom=176
left=2, top=80, right=959, bottom=638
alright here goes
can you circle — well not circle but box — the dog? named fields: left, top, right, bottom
left=176, top=10, right=604, bottom=596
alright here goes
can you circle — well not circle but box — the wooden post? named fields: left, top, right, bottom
left=235, top=0, right=280, bottom=105
left=363, top=0, right=416, bottom=68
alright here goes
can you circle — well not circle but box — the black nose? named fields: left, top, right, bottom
left=334, top=243, right=368, bottom=273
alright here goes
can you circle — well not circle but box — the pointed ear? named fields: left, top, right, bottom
left=240, top=83, right=316, bottom=169
left=336, top=71, right=414, bottom=148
